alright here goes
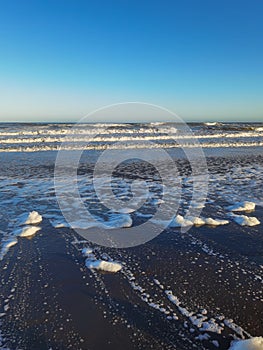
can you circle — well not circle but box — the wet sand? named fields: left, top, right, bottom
left=0, top=149, right=262, bottom=350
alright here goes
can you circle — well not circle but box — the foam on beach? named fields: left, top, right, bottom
left=227, top=201, right=256, bottom=212
left=170, top=215, right=193, bottom=227
left=0, top=122, right=263, bottom=349
left=16, top=211, right=42, bottom=236
left=204, top=218, right=229, bottom=226
left=231, top=214, right=260, bottom=226
left=15, top=225, right=41, bottom=237
left=0, top=211, right=42, bottom=259
left=152, top=215, right=230, bottom=229
left=229, top=337, right=263, bottom=350
left=150, top=279, right=251, bottom=342
left=49, top=211, right=133, bottom=230
left=18, top=211, right=42, bottom=225
left=85, top=259, right=122, bottom=273
left=186, top=217, right=205, bottom=226
left=187, top=217, right=229, bottom=226
left=0, top=238, right=18, bottom=260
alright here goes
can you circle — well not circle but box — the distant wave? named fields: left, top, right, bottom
left=204, top=122, right=220, bottom=126
left=0, top=122, right=262, bottom=152
left=0, top=141, right=263, bottom=152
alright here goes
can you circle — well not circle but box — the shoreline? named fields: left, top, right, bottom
left=0, top=144, right=262, bottom=349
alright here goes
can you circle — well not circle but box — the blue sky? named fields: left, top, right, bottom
left=0, top=0, right=263, bottom=122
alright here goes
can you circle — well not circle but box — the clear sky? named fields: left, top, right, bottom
left=0, top=0, right=263, bottom=122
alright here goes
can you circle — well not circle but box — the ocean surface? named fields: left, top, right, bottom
left=0, top=122, right=262, bottom=350
left=0, top=121, right=262, bottom=151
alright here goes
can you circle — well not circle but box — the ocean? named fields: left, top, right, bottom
left=0, top=122, right=262, bottom=350
left=0, top=122, right=262, bottom=152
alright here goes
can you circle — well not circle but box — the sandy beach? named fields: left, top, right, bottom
left=0, top=123, right=262, bottom=349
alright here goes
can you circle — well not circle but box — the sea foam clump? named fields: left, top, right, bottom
left=16, top=226, right=41, bottom=237
left=231, top=214, right=260, bottom=227
left=171, top=215, right=229, bottom=227
left=85, top=259, right=122, bottom=273
left=0, top=237, right=18, bottom=260
left=152, top=215, right=230, bottom=229
left=0, top=211, right=42, bottom=259
left=188, top=217, right=206, bottom=226
left=16, top=211, right=42, bottom=237
left=229, top=337, right=263, bottom=350
left=204, top=218, right=229, bottom=226
left=226, top=201, right=256, bottom=212
left=188, top=217, right=229, bottom=226
left=170, top=215, right=193, bottom=227
left=19, top=211, right=42, bottom=225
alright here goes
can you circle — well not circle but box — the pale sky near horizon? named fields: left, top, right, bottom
left=0, top=0, right=263, bottom=122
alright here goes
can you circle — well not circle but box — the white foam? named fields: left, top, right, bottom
left=151, top=215, right=229, bottom=229
left=18, top=211, right=42, bottom=225
left=69, top=213, right=132, bottom=230
left=164, top=289, right=226, bottom=334
left=204, top=218, right=229, bottom=226
left=1, top=128, right=263, bottom=152
left=157, top=281, right=251, bottom=340
left=227, top=201, right=256, bottom=212
left=85, top=259, right=122, bottom=272
left=69, top=220, right=99, bottom=230
left=0, top=238, right=18, bottom=260
left=104, top=213, right=133, bottom=229
left=229, top=337, right=263, bottom=350
left=170, top=215, right=193, bottom=227
left=205, top=122, right=218, bottom=126
left=172, top=214, right=229, bottom=228
left=188, top=217, right=206, bottom=226
left=231, top=215, right=260, bottom=227
left=16, top=226, right=41, bottom=237
left=50, top=219, right=70, bottom=228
